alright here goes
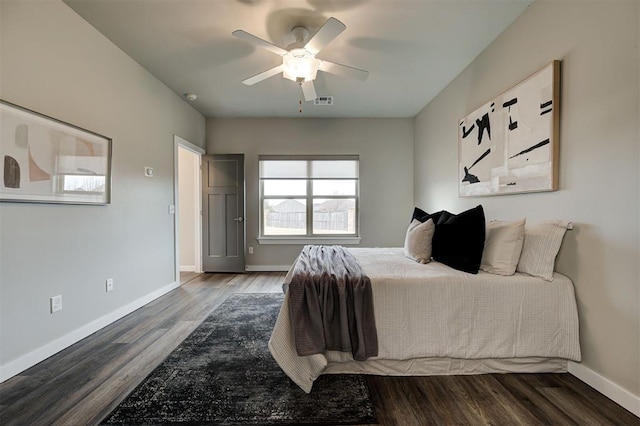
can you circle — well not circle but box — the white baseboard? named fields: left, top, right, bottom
left=180, top=265, right=197, bottom=272
left=569, top=361, right=640, bottom=417
left=0, top=281, right=180, bottom=383
left=245, top=265, right=291, bottom=272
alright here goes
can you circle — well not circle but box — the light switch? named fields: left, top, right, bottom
left=144, top=166, right=154, bottom=177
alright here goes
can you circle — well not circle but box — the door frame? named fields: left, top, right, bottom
left=173, top=135, right=205, bottom=284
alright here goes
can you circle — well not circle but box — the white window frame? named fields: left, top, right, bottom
left=257, top=155, right=361, bottom=245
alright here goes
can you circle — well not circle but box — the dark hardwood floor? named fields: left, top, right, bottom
left=0, top=272, right=637, bottom=426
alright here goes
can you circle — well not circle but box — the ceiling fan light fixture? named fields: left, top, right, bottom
left=233, top=17, right=367, bottom=99
left=282, top=51, right=319, bottom=83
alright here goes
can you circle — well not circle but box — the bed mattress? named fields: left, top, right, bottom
left=269, top=247, right=581, bottom=393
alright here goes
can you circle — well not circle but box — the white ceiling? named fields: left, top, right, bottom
left=63, top=0, right=532, bottom=118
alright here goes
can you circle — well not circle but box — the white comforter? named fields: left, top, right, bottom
left=269, top=247, right=581, bottom=393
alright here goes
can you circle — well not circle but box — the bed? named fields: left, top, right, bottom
left=268, top=246, right=581, bottom=393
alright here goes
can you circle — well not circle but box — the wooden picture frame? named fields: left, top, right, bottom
left=0, top=100, right=112, bottom=204
left=458, top=60, right=560, bottom=197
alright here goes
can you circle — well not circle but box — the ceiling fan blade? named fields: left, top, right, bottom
left=300, top=80, right=317, bottom=102
left=304, top=17, right=346, bottom=55
left=242, top=65, right=284, bottom=86
left=232, top=30, right=287, bottom=56
left=318, top=60, right=369, bottom=82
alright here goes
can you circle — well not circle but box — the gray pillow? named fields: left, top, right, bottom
left=404, top=218, right=435, bottom=264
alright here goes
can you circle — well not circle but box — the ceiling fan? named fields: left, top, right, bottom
left=232, top=17, right=369, bottom=102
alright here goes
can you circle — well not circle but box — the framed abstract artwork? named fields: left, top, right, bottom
left=458, top=60, right=560, bottom=197
left=0, top=100, right=112, bottom=204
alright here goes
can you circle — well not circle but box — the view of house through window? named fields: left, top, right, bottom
left=259, top=156, right=359, bottom=237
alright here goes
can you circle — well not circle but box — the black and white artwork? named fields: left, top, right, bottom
left=458, top=61, right=560, bottom=197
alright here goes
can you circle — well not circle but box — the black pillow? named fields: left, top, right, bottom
left=411, top=207, right=444, bottom=224
left=431, top=205, right=485, bottom=274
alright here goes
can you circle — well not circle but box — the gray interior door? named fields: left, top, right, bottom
left=202, top=154, right=245, bottom=272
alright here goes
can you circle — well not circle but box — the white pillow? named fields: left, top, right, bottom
left=517, top=220, right=570, bottom=281
left=403, top=218, right=435, bottom=264
left=480, top=218, right=526, bottom=276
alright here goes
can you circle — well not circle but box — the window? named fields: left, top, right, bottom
left=259, top=156, right=359, bottom=239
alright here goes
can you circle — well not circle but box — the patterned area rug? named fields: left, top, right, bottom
left=101, top=293, right=377, bottom=425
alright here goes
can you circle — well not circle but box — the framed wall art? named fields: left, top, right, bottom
left=1, top=100, right=112, bottom=204
left=458, top=60, right=560, bottom=197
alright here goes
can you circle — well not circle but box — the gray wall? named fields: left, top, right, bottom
left=0, top=0, right=205, bottom=372
left=414, top=0, right=639, bottom=398
left=207, top=118, right=414, bottom=268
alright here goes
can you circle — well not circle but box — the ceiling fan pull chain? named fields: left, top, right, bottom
left=299, top=99, right=303, bottom=114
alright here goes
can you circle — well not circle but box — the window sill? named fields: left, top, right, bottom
left=257, top=236, right=361, bottom=245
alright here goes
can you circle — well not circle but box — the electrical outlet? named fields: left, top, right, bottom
left=50, top=295, right=62, bottom=313
left=248, top=246, right=254, bottom=255
left=106, top=278, right=114, bottom=292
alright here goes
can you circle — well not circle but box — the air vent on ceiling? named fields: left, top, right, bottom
left=314, top=96, right=334, bottom=106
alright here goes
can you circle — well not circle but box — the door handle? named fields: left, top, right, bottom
left=233, top=217, right=244, bottom=222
